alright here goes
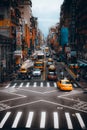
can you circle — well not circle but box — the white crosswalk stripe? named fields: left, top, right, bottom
left=26, top=112, right=34, bottom=128
left=12, top=112, right=22, bottom=128
left=65, top=112, right=73, bottom=129
left=40, top=82, right=43, bottom=87
left=33, top=82, right=37, bottom=87
left=40, top=112, right=46, bottom=128
left=76, top=113, right=86, bottom=129
left=0, top=112, right=86, bottom=129
left=47, top=82, right=50, bottom=87
left=5, top=83, right=10, bottom=88
left=26, top=82, right=30, bottom=87
left=12, top=83, right=17, bottom=88
left=5, top=81, right=79, bottom=88
left=0, top=112, right=11, bottom=128
left=54, top=82, right=57, bottom=88
left=73, top=83, right=78, bottom=88
left=53, top=112, right=59, bottom=129
left=19, top=83, right=23, bottom=88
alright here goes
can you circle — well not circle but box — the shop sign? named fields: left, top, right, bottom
left=14, top=50, right=22, bottom=56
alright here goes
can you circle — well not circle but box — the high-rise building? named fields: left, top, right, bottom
left=76, top=0, right=87, bottom=59
left=0, top=0, right=21, bottom=82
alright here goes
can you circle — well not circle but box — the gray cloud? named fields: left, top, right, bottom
left=32, top=0, right=64, bottom=37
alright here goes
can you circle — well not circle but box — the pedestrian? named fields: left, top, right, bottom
left=76, top=73, right=80, bottom=81
left=60, top=70, right=64, bottom=79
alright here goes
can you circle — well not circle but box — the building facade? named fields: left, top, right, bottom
left=0, top=0, right=21, bottom=82
left=0, top=0, right=34, bottom=82
left=76, top=0, right=87, bottom=59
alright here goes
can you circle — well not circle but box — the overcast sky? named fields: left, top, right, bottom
left=32, top=0, right=64, bottom=37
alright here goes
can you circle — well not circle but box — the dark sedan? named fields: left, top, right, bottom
left=47, top=71, right=57, bottom=81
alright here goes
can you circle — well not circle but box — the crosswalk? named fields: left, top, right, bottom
left=0, top=111, right=86, bottom=129
left=5, top=82, right=57, bottom=88
left=5, top=81, right=78, bottom=89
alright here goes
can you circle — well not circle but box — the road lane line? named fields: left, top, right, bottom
left=0, top=112, right=11, bottom=128
left=54, top=82, right=57, bottom=88
left=65, top=112, right=73, bottom=129
left=73, top=83, right=78, bottom=88
left=40, top=82, right=43, bottom=87
left=26, top=82, right=30, bottom=87
left=47, top=82, right=50, bottom=87
left=76, top=113, right=86, bottom=129
left=12, top=112, right=22, bottom=128
left=53, top=112, right=59, bottom=129
left=19, top=83, right=23, bottom=88
left=12, top=83, right=17, bottom=88
left=26, top=112, right=34, bottom=128
left=5, top=83, right=10, bottom=88
left=33, top=82, right=37, bottom=87
left=40, top=112, right=46, bottom=128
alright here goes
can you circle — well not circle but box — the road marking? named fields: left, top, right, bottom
left=53, top=112, right=59, bottom=129
left=0, top=111, right=86, bottom=129
left=40, top=99, right=87, bottom=113
left=73, top=83, right=78, bottom=88
left=40, top=112, right=46, bottom=128
left=76, top=113, right=86, bottom=129
left=26, top=112, right=34, bottom=128
left=26, top=82, right=30, bottom=87
left=12, top=83, right=17, bottom=88
left=19, top=83, right=23, bottom=88
left=65, top=112, right=73, bottom=129
left=58, top=91, right=82, bottom=98
left=40, top=82, right=43, bottom=87
left=44, top=90, right=57, bottom=94
left=12, top=112, right=22, bottom=128
left=33, top=82, right=37, bottom=87
left=8, top=81, right=59, bottom=88
left=0, top=96, right=26, bottom=105
left=5, top=83, right=10, bottom=88
left=0, top=112, right=11, bottom=128
left=54, top=82, right=57, bottom=88
left=47, top=82, right=50, bottom=87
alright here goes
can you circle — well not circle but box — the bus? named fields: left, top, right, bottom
left=37, top=52, right=44, bottom=60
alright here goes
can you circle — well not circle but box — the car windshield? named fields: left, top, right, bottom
left=48, top=72, right=56, bottom=75
left=34, top=63, right=43, bottom=66
left=33, top=68, right=40, bottom=71
left=48, top=62, right=53, bottom=64
left=62, top=81, right=71, bottom=84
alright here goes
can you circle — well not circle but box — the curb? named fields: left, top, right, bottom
left=62, top=63, right=86, bottom=89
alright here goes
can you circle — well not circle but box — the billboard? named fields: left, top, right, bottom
left=60, top=27, right=69, bottom=47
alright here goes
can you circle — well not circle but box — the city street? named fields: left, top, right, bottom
left=0, top=61, right=87, bottom=130
left=0, top=0, right=87, bottom=130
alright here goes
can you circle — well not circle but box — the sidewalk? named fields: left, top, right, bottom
left=63, top=63, right=87, bottom=90
left=0, top=72, right=17, bottom=87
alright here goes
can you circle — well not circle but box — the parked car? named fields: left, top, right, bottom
left=32, top=68, right=41, bottom=77
left=47, top=71, right=57, bottom=81
left=57, top=79, right=73, bottom=91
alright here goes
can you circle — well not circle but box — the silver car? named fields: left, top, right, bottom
left=32, top=68, right=41, bottom=76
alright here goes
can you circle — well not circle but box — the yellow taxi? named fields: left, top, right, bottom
left=57, top=79, right=73, bottom=91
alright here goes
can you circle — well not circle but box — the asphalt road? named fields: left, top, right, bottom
left=0, top=80, right=87, bottom=130
left=0, top=59, right=87, bottom=130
